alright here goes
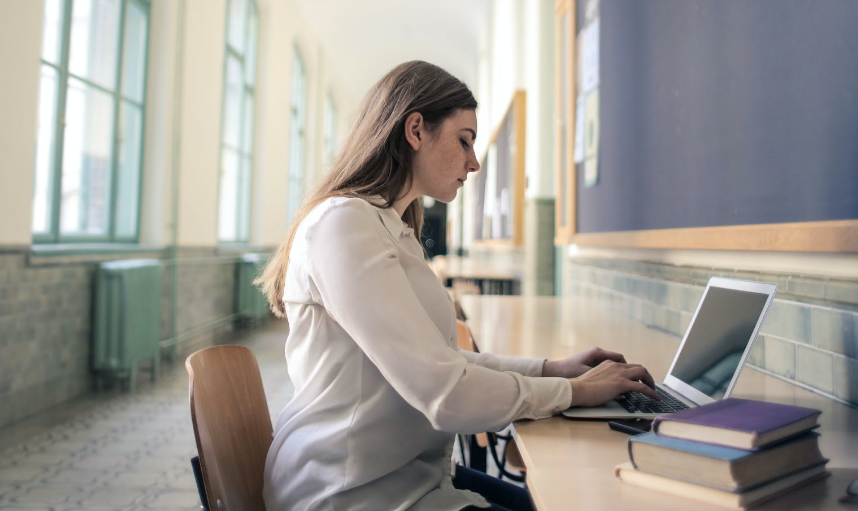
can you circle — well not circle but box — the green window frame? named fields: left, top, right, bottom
left=32, top=0, right=151, bottom=244
left=287, top=45, right=307, bottom=223
left=218, top=0, right=258, bottom=243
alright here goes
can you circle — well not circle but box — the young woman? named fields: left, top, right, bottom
left=257, top=61, right=658, bottom=511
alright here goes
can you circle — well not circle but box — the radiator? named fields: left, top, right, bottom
left=93, top=259, right=162, bottom=391
left=235, top=253, right=270, bottom=321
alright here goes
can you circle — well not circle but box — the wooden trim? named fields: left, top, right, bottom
left=554, top=0, right=576, bottom=245
left=570, top=220, right=858, bottom=253
left=513, top=90, right=526, bottom=246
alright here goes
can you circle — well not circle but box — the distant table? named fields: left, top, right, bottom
left=460, top=294, right=858, bottom=511
left=430, top=256, right=520, bottom=295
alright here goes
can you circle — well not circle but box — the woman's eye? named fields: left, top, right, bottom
left=460, top=138, right=470, bottom=149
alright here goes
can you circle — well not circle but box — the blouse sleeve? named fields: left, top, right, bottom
left=302, top=199, right=572, bottom=434
left=457, top=350, right=546, bottom=378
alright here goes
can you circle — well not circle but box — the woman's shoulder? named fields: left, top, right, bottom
left=299, top=195, right=382, bottom=237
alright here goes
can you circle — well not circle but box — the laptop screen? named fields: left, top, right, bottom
left=668, top=286, right=770, bottom=400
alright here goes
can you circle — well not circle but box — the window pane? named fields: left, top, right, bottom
left=61, top=78, right=115, bottom=236
left=33, top=65, right=60, bottom=234
left=227, top=0, right=247, bottom=53
left=222, top=55, right=242, bottom=148
left=244, top=7, right=258, bottom=86
left=241, top=90, right=254, bottom=154
left=69, top=0, right=121, bottom=90
left=122, top=0, right=148, bottom=103
left=218, top=148, right=240, bottom=241
left=41, top=0, right=65, bottom=64
left=115, top=102, right=142, bottom=238
left=289, top=49, right=306, bottom=222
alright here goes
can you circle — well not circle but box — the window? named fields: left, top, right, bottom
left=218, top=0, right=258, bottom=243
left=287, top=46, right=307, bottom=222
left=33, top=0, right=151, bottom=243
left=324, top=92, right=337, bottom=168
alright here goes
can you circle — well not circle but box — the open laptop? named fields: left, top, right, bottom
left=563, top=277, right=777, bottom=419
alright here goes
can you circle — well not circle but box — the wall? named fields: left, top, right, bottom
left=0, top=0, right=43, bottom=246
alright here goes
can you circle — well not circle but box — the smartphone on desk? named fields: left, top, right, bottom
left=608, top=418, right=653, bottom=435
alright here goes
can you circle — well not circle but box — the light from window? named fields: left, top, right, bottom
left=218, top=0, right=258, bottom=243
left=288, top=46, right=307, bottom=223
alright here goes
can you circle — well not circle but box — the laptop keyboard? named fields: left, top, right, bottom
left=614, top=387, right=691, bottom=414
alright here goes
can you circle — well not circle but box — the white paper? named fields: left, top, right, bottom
left=573, top=96, right=585, bottom=163
left=581, top=18, right=600, bottom=94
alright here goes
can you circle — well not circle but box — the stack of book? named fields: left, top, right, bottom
left=615, top=398, right=828, bottom=509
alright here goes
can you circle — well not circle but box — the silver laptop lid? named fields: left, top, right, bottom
left=663, top=277, right=777, bottom=406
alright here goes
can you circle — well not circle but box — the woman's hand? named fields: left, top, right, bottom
left=567, top=360, right=659, bottom=407
left=542, top=347, right=627, bottom=378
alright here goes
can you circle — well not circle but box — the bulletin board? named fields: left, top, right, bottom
left=555, top=0, right=858, bottom=252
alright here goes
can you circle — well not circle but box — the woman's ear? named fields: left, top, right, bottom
left=404, top=112, right=424, bottom=151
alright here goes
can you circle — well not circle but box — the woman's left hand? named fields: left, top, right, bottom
left=542, top=347, right=627, bottom=378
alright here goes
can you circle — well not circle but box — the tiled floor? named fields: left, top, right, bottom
left=0, top=320, right=294, bottom=511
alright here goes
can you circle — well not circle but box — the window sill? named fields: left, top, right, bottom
left=29, top=244, right=167, bottom=266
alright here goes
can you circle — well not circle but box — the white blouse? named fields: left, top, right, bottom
left=263, top=196, right=573, bottom=511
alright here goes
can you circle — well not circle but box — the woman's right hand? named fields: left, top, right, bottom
left=568, top=360, right=659, bottom=407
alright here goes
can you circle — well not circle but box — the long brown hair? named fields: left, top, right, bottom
left=256, top=60, right=478, bottom=317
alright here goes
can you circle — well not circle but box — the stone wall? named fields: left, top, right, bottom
left=0, top=247, right=268, bottom=430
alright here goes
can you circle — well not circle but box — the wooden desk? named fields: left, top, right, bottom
left=459, top=295, right=858, bottom=511
left=430, top=256, right=520, bottom=295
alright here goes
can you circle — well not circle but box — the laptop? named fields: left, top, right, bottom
left=563, top=277, right=777, bottom=419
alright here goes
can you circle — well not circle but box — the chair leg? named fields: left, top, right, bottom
left=468, top=435, right=487, bottom=472
left=190, top=455, right=210, bottom=511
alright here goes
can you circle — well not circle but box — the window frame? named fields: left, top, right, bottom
left=217, top=0, right=259, bottom=244
left=33, top=0, right=152, bottom=244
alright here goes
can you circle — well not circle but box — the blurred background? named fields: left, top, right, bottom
left=0, top=0, right=856, bottom=507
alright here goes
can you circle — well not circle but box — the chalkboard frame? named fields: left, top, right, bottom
left=554, top=0, right=858, bottom=253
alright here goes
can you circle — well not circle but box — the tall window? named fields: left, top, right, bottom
left=287, top=46, right=307, bottom=222
left=218, top=0, right=258, bottom=243
left=324, top=92, right=337, bottom=168
left=33, top=0, right=151, bottom=243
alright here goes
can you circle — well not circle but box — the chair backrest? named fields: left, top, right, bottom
left=456, top=320, right=477, bottom=352
left=186, top=345, right=273, bottom=511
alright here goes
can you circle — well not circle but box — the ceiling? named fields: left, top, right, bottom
left=290, top=0, right=492, bottom=105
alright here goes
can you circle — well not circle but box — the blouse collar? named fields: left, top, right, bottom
left=366, top=194, right=408, bottom=239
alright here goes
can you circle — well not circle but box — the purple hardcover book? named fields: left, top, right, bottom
left=652, top=398, right=821, bottom=450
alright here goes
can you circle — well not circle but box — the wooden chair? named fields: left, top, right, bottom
left=186, top=345, right=273, bottom=511
left=455, top=320, right=526, bottom=482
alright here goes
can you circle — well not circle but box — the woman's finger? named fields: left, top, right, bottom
left=624, top=366, right=658, bottom=392
left=597, top=348, right=626, bottom=364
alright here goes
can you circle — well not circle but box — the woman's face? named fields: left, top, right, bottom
left=407, top=108, right=480, bottom=203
